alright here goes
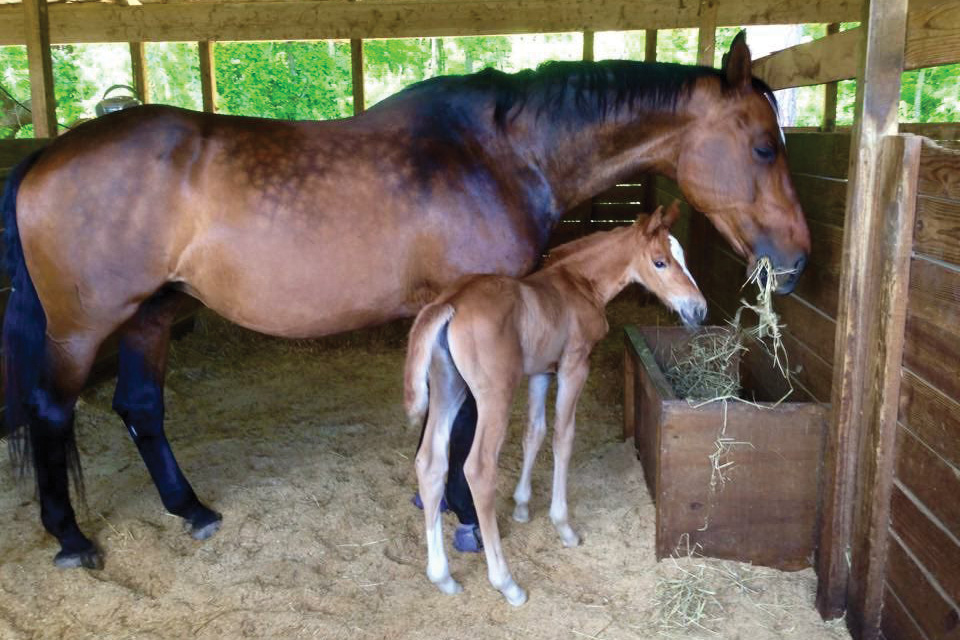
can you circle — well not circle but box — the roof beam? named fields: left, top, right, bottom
left=0, top=0, right=859, bottom=46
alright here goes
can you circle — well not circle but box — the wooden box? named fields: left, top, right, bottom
left=623, top=325, right=827, bottom=570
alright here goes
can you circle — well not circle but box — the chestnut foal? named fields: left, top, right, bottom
left=404, top=203, right=706, bottom=605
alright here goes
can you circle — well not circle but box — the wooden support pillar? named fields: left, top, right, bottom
left=582, top=31, right=594, bottom=62
left=130, top=42, right=149, bottom=104
left=822, top=23, right=840, bottom=131
left=645, top=29, right=658, bottom=63
left=199, top=40, right=217, bottom=113
left=22, top=0, right=56, bottom=138
left=696, top=0, right=718, bottom=67
left=351, top=38, right=365, bottom=115
left=816, top=0, right=910, bottom=633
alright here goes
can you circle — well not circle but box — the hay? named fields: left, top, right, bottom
left=664, top=257, right=794, bottom=403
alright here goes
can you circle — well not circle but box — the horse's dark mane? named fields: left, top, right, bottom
left=392, top=60, right=778, bottom=127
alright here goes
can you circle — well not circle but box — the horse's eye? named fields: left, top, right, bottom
left=753, top=145, right=776, bottom=163
left=654, top=259, right=666, bottom=269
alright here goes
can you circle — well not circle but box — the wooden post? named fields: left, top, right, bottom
left=582, top=31, right=594, bottom=62
left=696, top=0, right=718, bottom=67
left=199, top=40, right=217, bottom=113
left=130, top=42, right=149, bottom=104
left=822, top=23, right=840, bottom=131
left=643, top=30, right=658, bottom=213
left=351, top=38, right=364, bottom=115
left=816, top=0, right=909, bottom=631
left=22, top=0, right=56, bottom=137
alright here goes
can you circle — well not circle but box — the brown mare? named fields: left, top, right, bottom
left=2, top=33, right=808, bottom=570
left=404, top=203, right=705, bottom=605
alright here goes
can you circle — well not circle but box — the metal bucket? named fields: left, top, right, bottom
left=95, top=84, right=142, bottom=117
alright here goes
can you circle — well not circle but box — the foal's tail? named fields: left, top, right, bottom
left=403, top=302, right=455, bottom=426
left=2, top=149, right=50, bottom=478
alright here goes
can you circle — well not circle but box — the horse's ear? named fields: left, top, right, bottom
left=662, top=200, right=682, bottom=229
left=724, top=30, right=752, bottom=91
left=643, top=206, right=664, bottom=235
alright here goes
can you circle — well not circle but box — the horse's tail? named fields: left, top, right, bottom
left=2, top=148, right=51, bottom=479
left=403, top=302, right=455, bottom=426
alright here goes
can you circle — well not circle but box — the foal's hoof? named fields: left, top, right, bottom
left=453, top=524, right=483, bottom=553
left=54, top=547, right=103, bottom=570
left=432, top=575, right=464, bottom=595
left=512, top=503, right=530, bottom=523
left=186, top=508, right=223, bottom=541
left=500, top=582, right=528, bottom=607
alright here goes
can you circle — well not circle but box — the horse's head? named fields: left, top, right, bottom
left=675, top=32, right=810, bottom=294
left=633, top=202, right=707, bottom=328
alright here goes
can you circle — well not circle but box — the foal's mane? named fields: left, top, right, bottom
left=542, top=223, right=637, bottom=268
left=393, top=59, right=777, bottom=127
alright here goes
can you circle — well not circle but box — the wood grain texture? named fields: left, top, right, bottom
left=199, top=40, right=216, bottom=113
left=22, top=0, right=56, bottom=137
left=130, top=41, right=149, bottom=104
left=895, top=426, right=960, bottom=544
left=816, top=0, right=910, bottom=620
left=898, top=369, right=960, bottom=470
left=914, top=195, right=960, bottom=265
left=880, top=586, right=927, bottom=640
left=0, top=0, right=861, bottom=46
left=888, top=484, right=960, bottom=609
left=919, top=140, right=960, bottom=200
left=696, top=0, right=717, bottom=67
left=786, top=132, right=851, bottom=180
left=883, top=529, right=960, bottom=640
left=754, top=2, right=960, bottom=90
left=351, top=39, right=364, bottom=115
left=903, top=256, right=960, bottom=402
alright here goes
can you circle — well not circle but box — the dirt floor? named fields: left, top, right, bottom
left=0, top=296, right=851, bottom=640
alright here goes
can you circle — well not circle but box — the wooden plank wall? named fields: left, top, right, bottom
left=653, top=131, right=847, bottom=404
left=880, top=139, right=960, bottom=640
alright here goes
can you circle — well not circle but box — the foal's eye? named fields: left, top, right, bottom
left=654, top=259, right=666, bottom=269
left=753, top=145, right=776, bottom=163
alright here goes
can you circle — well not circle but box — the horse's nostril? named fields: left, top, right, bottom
left=794, top=255, right=807, bottom=274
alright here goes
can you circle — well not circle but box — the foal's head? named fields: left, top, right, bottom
left=632, top=202, right=707, bottom=328
left=676, top=32, right=810, bottom=294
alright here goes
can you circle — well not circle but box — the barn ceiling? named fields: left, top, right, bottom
left=0, top=0, right=861, bottom=46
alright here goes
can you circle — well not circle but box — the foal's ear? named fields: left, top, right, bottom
left=662, top=200, right=682, bottom=229
left=642, top=206, right=665, bottom=235
left=723, top=30, right=752, bottom=91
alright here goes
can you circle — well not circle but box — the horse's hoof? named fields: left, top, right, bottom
left=453, top=524, right=483, bottom=553
left=512, top=503, right=530, bottom=523
left=187, top=509, right=223, bottom=540
left=501, top=582, right=528, bottom=607
left=558, top=525, right=581, bottom=548
left=411, top=492, right=449, bottom=513
left=432, top=575, right=464, bottom=595
left=54, top=547, right=103, bottom=570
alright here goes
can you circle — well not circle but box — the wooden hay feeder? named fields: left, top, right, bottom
left=623, top=325, right=828, bottom=570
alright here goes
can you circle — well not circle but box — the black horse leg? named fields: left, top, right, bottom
left=445, top=392, right=479, bottom=526
left=30, top=384, right=101, bottom=568
left=112, top=292, right=221, bottom=539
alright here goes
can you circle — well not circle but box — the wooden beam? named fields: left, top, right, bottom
left=645, top=29, right=658, bottom=63
left=198, top=40, right=216, bottom=113
left=22, top=0, right=56, bottom=138
left=582, top=30, right=594, bottom=62
left=351, top=38, right=364, bottom=115
left=696, top=0, right=718, bottom=67
left=130, top=41, right=149, bottom=104
left=0, top=0, right=861, bottom=46
left=754, top=1, right=960, bottom=90
left=822, top=23, right=839, bottom=131
left=815, top=0, right=910, bottom=628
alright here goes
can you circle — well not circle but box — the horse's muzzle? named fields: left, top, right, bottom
left=679, top=301, right=708, bottom=329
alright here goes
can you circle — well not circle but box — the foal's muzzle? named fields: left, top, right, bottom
left=678, top=301, right=708, bottom=329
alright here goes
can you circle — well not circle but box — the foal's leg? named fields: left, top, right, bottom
left=512, top=373, right=551, bottom=523
left=112, top=291, right=222, bottom=539
left=465, top=387, right=527, bottom=606
left=550, top=357, right=590, bottom=548
left=415, top=352, right=468, bottom=595
left=30, top=336, right=105, bottom=568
